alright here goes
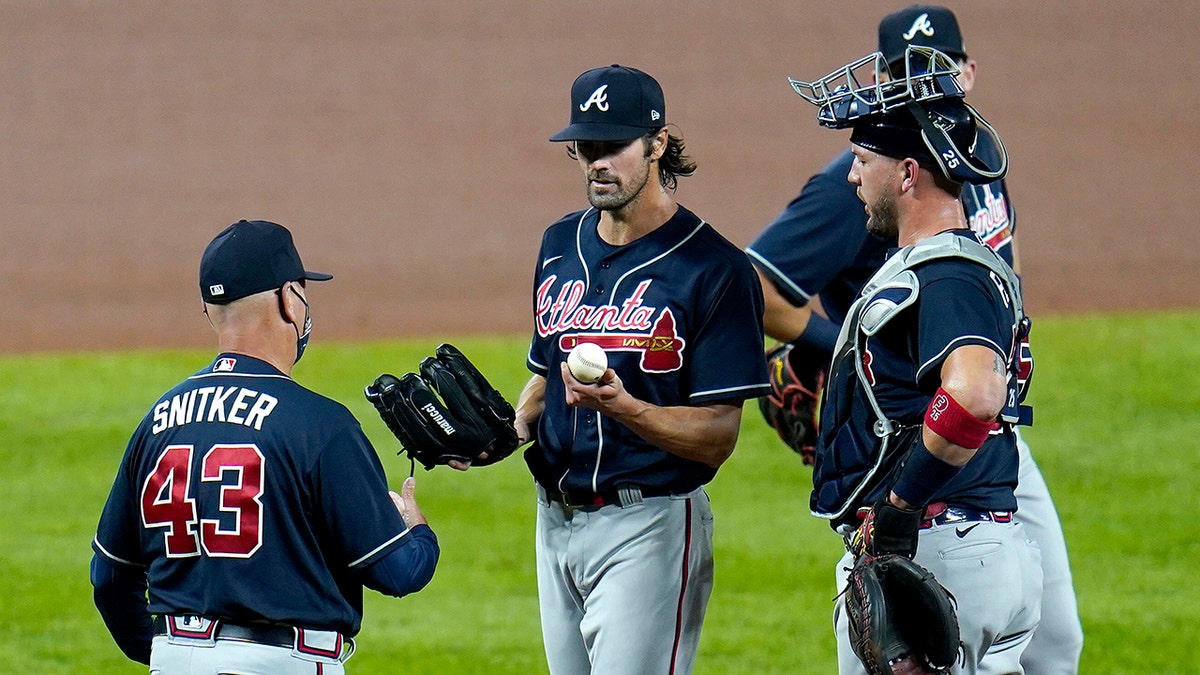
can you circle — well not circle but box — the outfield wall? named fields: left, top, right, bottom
left=2, top=1, right=1196, bottom=352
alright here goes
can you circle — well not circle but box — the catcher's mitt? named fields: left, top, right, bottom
left=844, top=554, right=962, bottom=675
left=758, top=342, right=826, bottom=464
left=365, top=344, right=520, bottom=470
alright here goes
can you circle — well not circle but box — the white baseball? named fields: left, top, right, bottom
left=567, top=342, right=608, bottom=384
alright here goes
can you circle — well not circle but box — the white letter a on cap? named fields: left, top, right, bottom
left=580, top=85, right=610, bottom=112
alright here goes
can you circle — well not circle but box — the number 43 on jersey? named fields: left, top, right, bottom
left=141, top=444, right=265, bottom=558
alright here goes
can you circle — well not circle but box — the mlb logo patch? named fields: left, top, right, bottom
left=209, top=283, right=225, bottom=297
left=214, top=357, right=237, bottom=372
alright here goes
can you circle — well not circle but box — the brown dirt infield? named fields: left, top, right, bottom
left=3, top=1, right=1197, bottom=353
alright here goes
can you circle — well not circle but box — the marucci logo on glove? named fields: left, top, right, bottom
left=366, top=344, right=521, bottom=471
left=420, top=402, right=457, bottom=435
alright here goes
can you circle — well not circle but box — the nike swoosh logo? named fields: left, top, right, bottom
left=955, top=524, right=981, bottom=539
left=541, top=255, right=563, bottom=269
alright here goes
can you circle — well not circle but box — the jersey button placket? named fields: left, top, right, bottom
left=594, top=256, right=613, bottom=295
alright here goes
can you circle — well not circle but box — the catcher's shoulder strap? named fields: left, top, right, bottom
left=860, top=231, right=1023, bottom=322
left=818, top=232, right=1030, bottom=521
left=836, top=231, right=1026, bottom=387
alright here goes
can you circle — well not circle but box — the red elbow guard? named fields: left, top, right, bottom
left=924, top=387, right=1000, bottom=449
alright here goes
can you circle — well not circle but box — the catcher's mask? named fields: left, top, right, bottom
left=789, top=46, right=1006, bottom=185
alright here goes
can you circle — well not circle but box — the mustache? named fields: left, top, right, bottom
left=588, top=171, right=617, bottom=182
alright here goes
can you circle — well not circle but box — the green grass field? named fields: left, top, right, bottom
left=2, top=311, right=1198, bottom=673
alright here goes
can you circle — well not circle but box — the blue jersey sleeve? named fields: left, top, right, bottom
left=746, top=152, right=876, bottom=311
left=914, top=262, right=1014, bottom=390
left=311, top=426, right=413, bottom=569
left=527, top=226, right=557, bottom=376
left=686, top=259, right=771, bottom=405
left=358, top=524, right=439, bottom=597
left=93, top=425, right=151, bottom=569
left=90, top=554, right=152, bottom=664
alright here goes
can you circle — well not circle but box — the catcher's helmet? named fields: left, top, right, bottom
left=789, top=46, right=1006, bottom=185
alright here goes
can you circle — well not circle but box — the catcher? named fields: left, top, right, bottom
left=365, top=343, right=522, bottom=472
left=790, top=48, right=1044, bottom=674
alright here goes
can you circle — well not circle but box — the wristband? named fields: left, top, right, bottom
left=796, top=313, right=839, bottom=356
left=891, top=440, right=964, bottom=508
left=924, top=387, right=1000, bottom=449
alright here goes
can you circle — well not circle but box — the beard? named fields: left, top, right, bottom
left=586, top=163, right=653, bottom=212
left=864, top=189, right=900, bottom=239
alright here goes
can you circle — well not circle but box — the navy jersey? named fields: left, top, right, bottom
left=812, top=231, right=1021, bottom=526
left=745, top=148, right=1015, bottom=326
left=93, top=354, right=416, bottom=636
left=527, top=205, right=771, bottom=495
left=746, top=151, right=890, bottom=327
left=962, top=133, right=1016, bottom=255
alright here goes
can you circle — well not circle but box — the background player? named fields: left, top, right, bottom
left=747, top=6, right=1082, bottom=672
left=510, top=65, right=770, bottom=673
left=91, top=219, right=439, bottom=672
left=793, top=49, right=1043, bottom=672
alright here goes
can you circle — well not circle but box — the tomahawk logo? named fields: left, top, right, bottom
left=903, top=13, right=936, bottom=40
left=580, top=85, right=610, bottom=112
left=559, top=309, right=686, bottom=373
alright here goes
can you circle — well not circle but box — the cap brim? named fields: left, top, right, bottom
left=304, top=271, right=333, bottom=282
left=549, top=123, right=655, bottom=143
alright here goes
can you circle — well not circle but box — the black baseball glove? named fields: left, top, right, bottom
left=844, top=554, right=962, bottom=675
left=365, top=343, right=521, bottom=470
left=758, top=342, right=826, bottom=464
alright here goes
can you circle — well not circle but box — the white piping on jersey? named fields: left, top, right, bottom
left=188, top=372, right=294, bottom=383
left=693, top=383, right=766, bottom=400
left=743, top=248, right=814, bottom=302
left=605, top=220, right=707, bottom=306
left=573, top=208, right=595, bottom=292
left=528, top=345, right=548, bottom=373
left=93, top=537, right=141, bottom=567
left=592, top=412, right=604, bottom=493
left=568, top=210, right=709, bottom=491
left=348, top=527, right=412, bottom=568
left=916, top=334, right=1007, bottom=383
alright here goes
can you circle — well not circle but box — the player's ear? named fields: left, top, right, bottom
left=201, top=302, right=216, bottom=331
left=956, top=58, right=977, bottom=94
left=900, top=158, right=919, bottom=191
left=277, top=284, right=299, bottom=325
left=648, top=128, right=668, bottom=160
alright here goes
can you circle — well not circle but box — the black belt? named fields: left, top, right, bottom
left=153, top=615, right=295, bottom=648
left=542, top=483, right=677, bottom=509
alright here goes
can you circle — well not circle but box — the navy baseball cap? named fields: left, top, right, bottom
left=199, top=219, right=332, bottom=304
left=549, top=64, right=666, bottom=142
left=878, top=5, right=967, bottom=70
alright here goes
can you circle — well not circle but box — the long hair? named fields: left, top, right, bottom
left=564, top=127, right=697, bottom=190
left=652, top=129, right=696, bottom=190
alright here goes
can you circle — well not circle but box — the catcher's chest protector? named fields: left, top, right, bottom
left=817, top=232, right=1030, bottom=521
